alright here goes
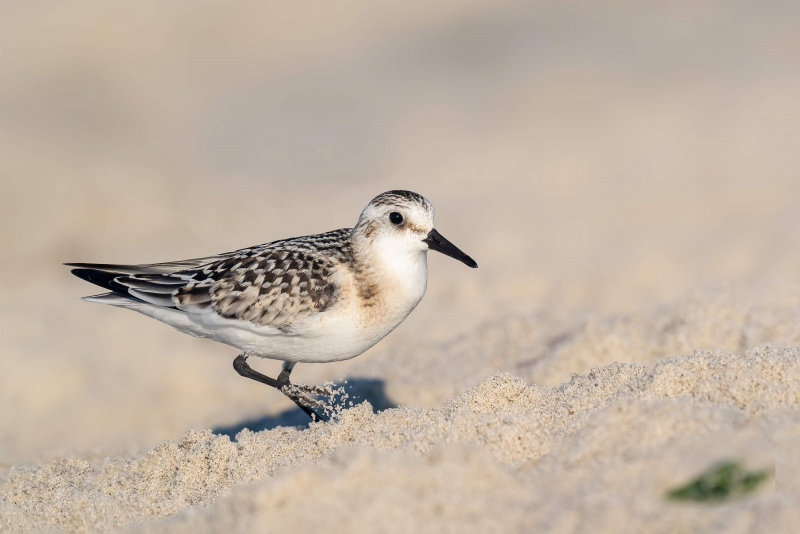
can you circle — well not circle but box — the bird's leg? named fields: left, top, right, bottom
left=233, top=354, right=327, bottom=422
left=276, top=360, right=295, bottom=387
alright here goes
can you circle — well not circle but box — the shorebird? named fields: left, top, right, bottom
left=67, top=190, right=477, bottom=420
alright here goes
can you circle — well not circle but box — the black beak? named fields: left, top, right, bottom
left=423, top=229, right=478, bottom=268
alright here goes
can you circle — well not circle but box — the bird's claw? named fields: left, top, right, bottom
left=280, top=383, right=335, bottom=420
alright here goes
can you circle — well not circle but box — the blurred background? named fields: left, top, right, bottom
left=1, top=0, right=798, bottom=465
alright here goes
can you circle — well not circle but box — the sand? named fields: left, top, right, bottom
left=2, top=343, right=798, bottom=532
left=2, top=0, right=800, bottom=532
left=2, top=272, right=799, bottom=532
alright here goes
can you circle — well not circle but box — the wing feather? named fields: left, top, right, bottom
left=68, top=230, right=351, bottom=330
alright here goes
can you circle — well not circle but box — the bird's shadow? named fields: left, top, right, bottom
left=213, top=378, right=397, bottom=439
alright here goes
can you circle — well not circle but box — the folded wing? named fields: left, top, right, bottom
left=67, top=246, right=341, bottom=330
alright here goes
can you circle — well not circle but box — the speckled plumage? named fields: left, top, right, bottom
left=68, top=190, right=476, bottom=366
left=181, top=229, right=352, bottom=329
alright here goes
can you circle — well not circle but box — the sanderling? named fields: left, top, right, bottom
left=67, top=190, right=477, bottom=420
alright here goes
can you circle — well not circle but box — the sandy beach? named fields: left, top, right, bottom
left=2, top=341, right=798, bottom=531
left=2, top=268, right=798, bottom=532
left=1, top=0, right=799, bottom=531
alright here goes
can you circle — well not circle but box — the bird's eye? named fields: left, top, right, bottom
left=389, top=212, right=404, bottom=225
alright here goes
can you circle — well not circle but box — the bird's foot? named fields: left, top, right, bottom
left=279, top=382, right=337, bottom=422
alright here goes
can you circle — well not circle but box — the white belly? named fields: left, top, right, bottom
left=204, top=304, right=401, bottom=363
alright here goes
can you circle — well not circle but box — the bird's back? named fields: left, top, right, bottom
left=68, top=229, right=354, bottom=328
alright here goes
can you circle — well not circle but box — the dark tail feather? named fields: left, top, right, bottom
left=68, top=265, right=181, bottom=308
left=64, top=262, right=160, bottom=275
left=64, top=255, right=224, bottom=275
left=69, top=267, right=133, bottom=295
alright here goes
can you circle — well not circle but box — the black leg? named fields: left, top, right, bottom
left=233, top=354, right=327, bottom=422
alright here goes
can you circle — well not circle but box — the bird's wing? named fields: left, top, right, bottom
left=175, top=246, right=342, bottom=329
left=68, top=244, right=342, bottom=330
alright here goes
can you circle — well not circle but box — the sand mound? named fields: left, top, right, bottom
left=2, top=345, right=797, bottom=533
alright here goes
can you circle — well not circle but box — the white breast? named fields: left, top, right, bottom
left=269, top=248, right=429, bottom=363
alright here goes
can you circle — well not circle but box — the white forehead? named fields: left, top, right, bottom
left=360, top=190, right=435, bottom=220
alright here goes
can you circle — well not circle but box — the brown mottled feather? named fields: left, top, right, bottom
left=171, top=229, right=353, bottom=329
left=72, top=229, right=354, bottom=330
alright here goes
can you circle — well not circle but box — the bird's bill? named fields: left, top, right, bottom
left=423, top=229, right=478, bottom=268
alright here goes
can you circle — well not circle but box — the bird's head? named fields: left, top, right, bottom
left=354, top=190, right=477, bottom=269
